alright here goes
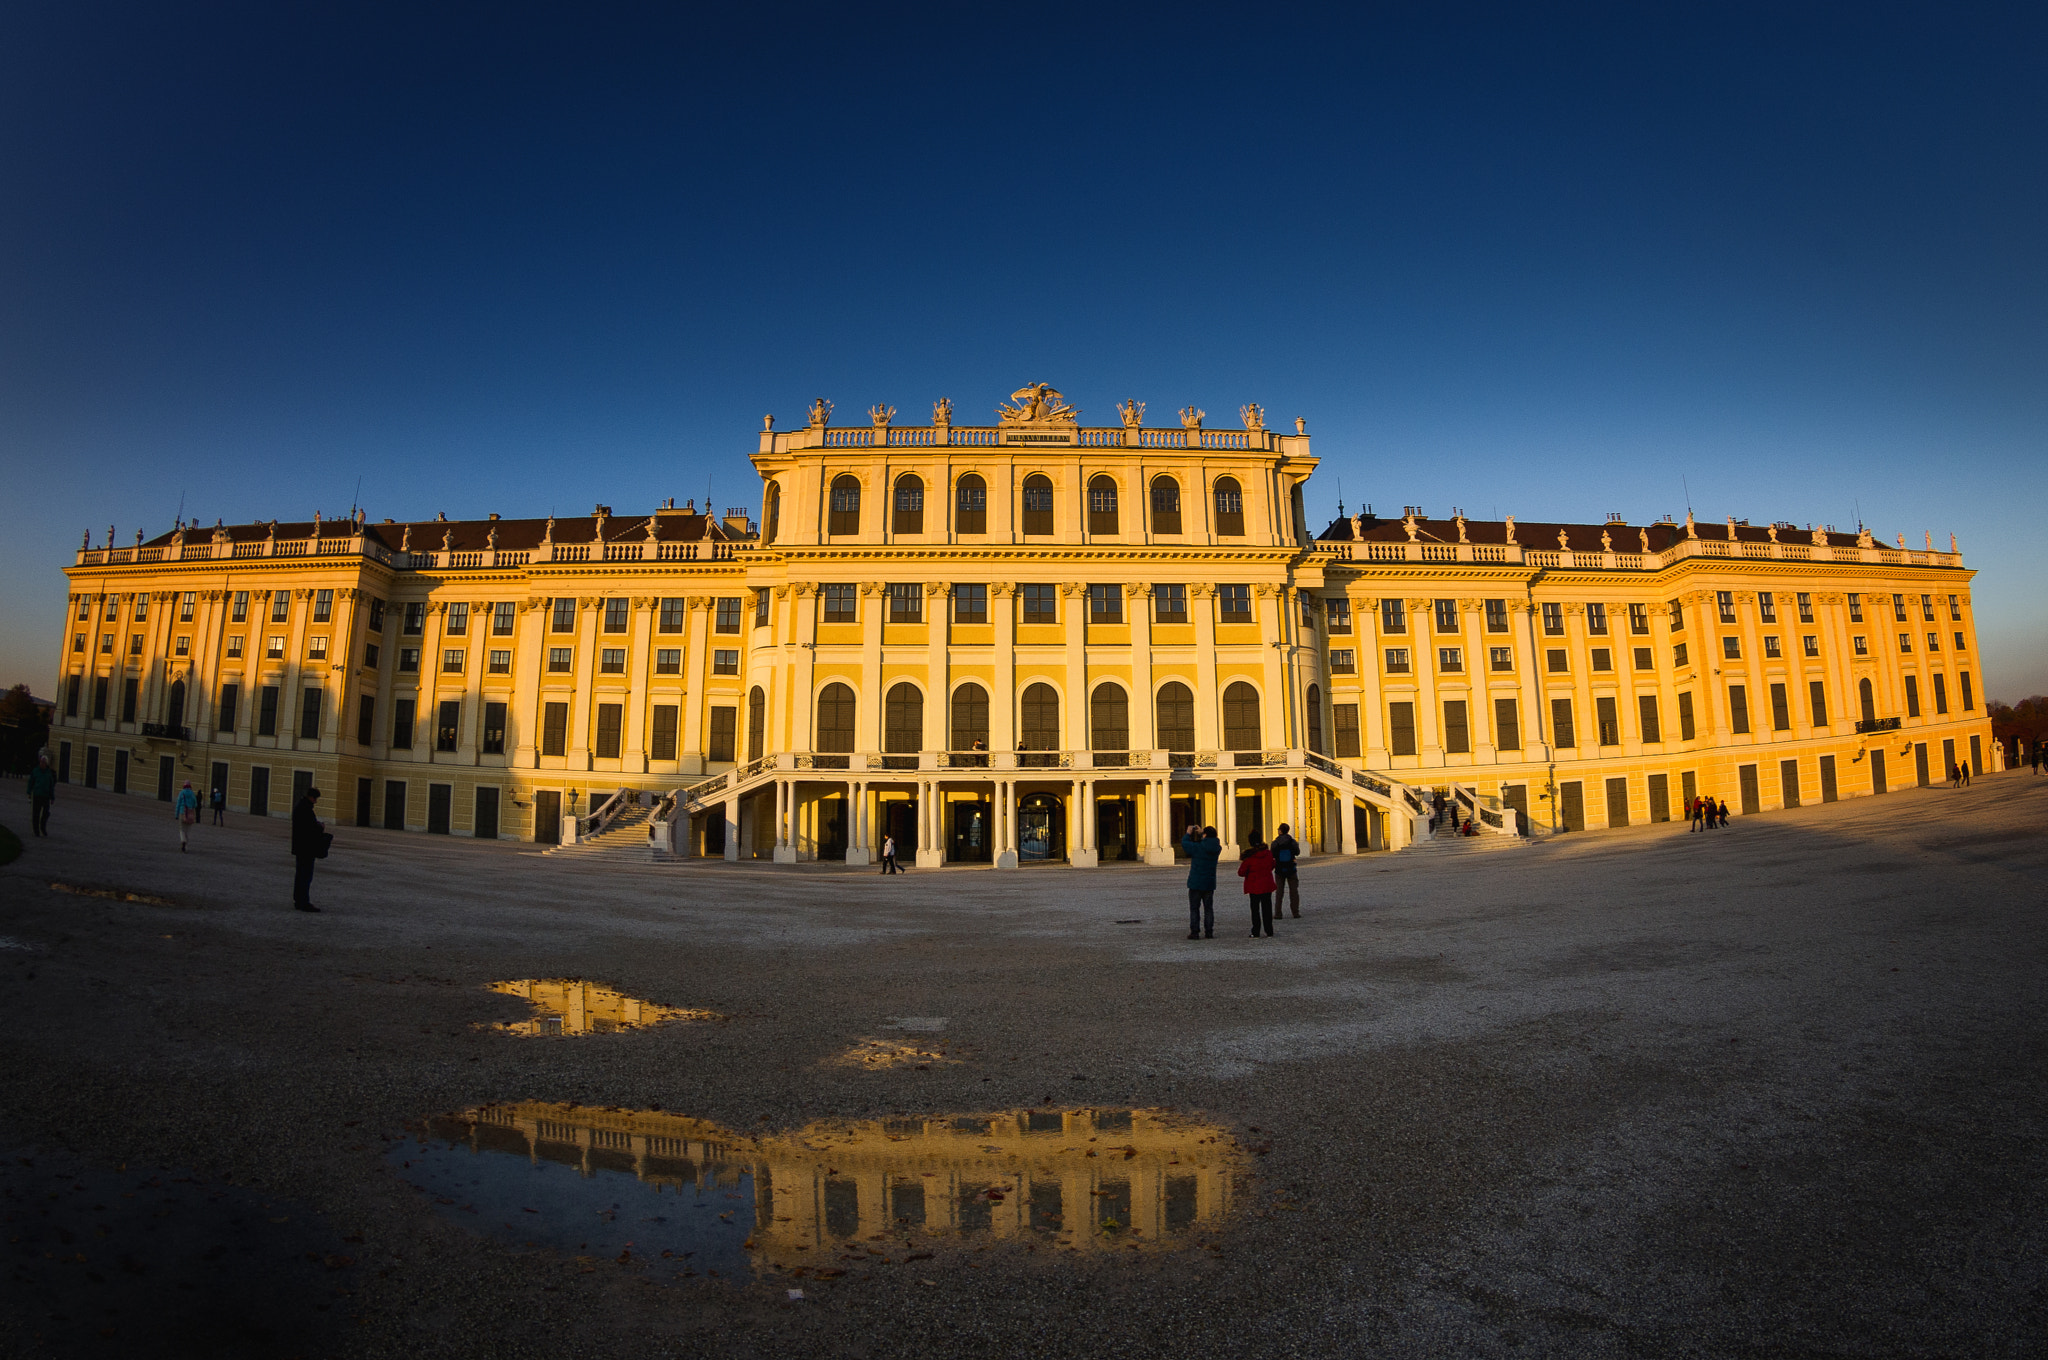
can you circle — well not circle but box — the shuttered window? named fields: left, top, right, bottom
left=1442, top=700, right=1470, bottom=754
left=1155, top=683, right=1194, bottom=753
left=884, top=683, right=923, bottom=753
left=541, top=702, right=568, bottom=757
left=747, top=687, right=766, bottom=760
left=1678, top=690, right=1695, bottom=740
left=1494, top=697, right=1520, bottom=750
left=650, top=705, right=678, bottom=762
left=1387, top=702, right=1416, bottom=756
left=829, top=476, right=862, bottom=535
left=816, top=684, right=856, bottom=753
left=1639, top=694, right=1661, bottom=742
left=706, top=706, right=735, bottom=763
left=595, top=704, right=623, bottom=759
left=1222, top=682, right=1261, bottom=751
left=1551, top=698, right=1576, bottom=748
left=1333, top=704, right=1360, bottom=758
left=1305, top=684, right=1324, bottom=755
left=1729, top=685, right=1751, bottom=734
left=1809, top=681, right=1828, bottom=728
left=1596, top=696, right=1619, bottom=746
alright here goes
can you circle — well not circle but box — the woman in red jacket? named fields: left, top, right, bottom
left=1237, top=837, right=1277, bottom=938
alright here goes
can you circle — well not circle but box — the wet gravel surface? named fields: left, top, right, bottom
left=2, top=774, right=2045, bottom=1358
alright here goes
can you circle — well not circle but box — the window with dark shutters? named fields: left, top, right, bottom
left=1212, top=478, right=1244, bottom=536
left=595, top=704, right=624, bottom=759
left=1090, top=684, right=1129, bottom=763
left=483, top=702, right=506, bottom=755
left=258, top=685, right=279, bottom=737
left=1306, top=684, right=1325, bottom=754
left=705, top=706, right=735, bottom=762
left=1932, top=674, right=1948, bottom=715
left=1770, top=683, right=1790, bottom=731
left=392, top=698, right=415, bottom=749
left=1333, top=703, right=1361, bottom=758
left=1904, top=675, right=1920, bottom=718
left=1020, top=683, right=1060, bottom=754
left=748, top=687, right=766, bottom=760
left=1729, top=685, right=1750, bottom=734
left=1494, top=697, right=1520, bottom=749
left=951, top=683, right=989, bottom=752
left=1639, top=694, right=1660, bottom=742
left=1156, top=683, right=1194, bottom=754
left=1387, top=702, right=1417, bottom=756
left=436, top=700, right=459, bottom=752
left=1551, top=698, right=1576, bottom=748
left=1442, top=700, right=1470, bottom=754
left=1087, top=476, right=1119, bottom=534
left=541, top=702, right=567, bottom=757
left=893, top=475, right=925, bottom=534
left=650, top=705, right=679, bottom=762
left=829, top=476, right=862, bottom=535
left=1021, top=475, right=1055, bottom=535
left=1150, top=477, right=1181, bottom=533
left=357, top=696, right=375, bottom=746
left=1809, top=681, right=1828, bottom=727
left=884, top=683, right=923, bottom=754
left=955, top=475, right=987, bottom=534
left=217, top=684, right=237, bottom=733
left=1222, top=682, right=1261, bottom=752
left=816, top=684, right=856, bottom=753
left=1596, top=696, right=1619, bottom=746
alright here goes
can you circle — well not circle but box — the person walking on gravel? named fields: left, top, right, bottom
left=1182, top=825, right=1221, bottom=939
left=880, top=833, right=901, bottom=874
left=209, top=784, right=226, bottom=826
left=1237, top=836, right=1277, bottom=938
left=1270, top=823, right=1302, bottom=918
left=27, top=753, right=55, bottom=838
left=173, top=781, right=200, bottom=851
left=290, top=786, right=326, bottom=912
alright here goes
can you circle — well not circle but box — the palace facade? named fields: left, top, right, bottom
left=50, top=382, right=1994, bottom=866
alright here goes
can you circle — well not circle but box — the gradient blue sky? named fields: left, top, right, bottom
left=4, top=2, right=2044, bottom=696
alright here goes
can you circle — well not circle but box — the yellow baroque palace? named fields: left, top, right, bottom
left=51, top=382, right=1994, bottom=867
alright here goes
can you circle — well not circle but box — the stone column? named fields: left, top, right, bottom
left=1339, top=793, right=1360, bottom=853
left=1257, top=585, right=1288, bottom=752
left=791, top=583, right=818, bottom=751
left=845, top=777, right=872, bottom=866
left=679, top=597, right=711, bottom=775
left=926, top=583, right=950, bottom=754
left=623, top=597, right=655, bottom=774
left=1061, top=582, right=1087, bottom=753
left=510, top=596, right=546, bottom=768
left=1412, top=596, right=1443, bottom=764
left=1126, top=582, right=1155, bottom=751
left=722, top=792, right=739, bottom=861
left=1070, top=775, right=1097, bottom=868
left=995, top=778, right=1018, bottom=869
left=990, top=584, right=1017, bottom=752
left=858, top=582, right=884, bottom=753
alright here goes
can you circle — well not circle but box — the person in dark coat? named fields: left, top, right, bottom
left=27, top=754, right=55, bottom=837
left=1270, top=823, right=1302, bottom=918
left=290, top=787, right=325, bottom=912
left=1181, top=825, right=1221, bottom=939
left=209, top=784, right=226, bottom=826
left=1237, top=837, right=1276, bottom=938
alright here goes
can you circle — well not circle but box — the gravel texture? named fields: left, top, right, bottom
left=2, top=772, right=2044, bottom=1358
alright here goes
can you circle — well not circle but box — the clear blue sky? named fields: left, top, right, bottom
left=4, top=2, right=2044, bottom=697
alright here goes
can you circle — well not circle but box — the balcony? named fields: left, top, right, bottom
left=1854, top=716, right=1902, bottom=733
left=140, top=722, right=190, bottom=740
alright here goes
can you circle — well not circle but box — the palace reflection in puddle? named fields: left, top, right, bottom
left=481, top=979, right=722, bottom=1036
left=400, top=1103, right=1245, bottom=1280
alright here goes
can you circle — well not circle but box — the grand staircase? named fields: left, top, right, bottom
left=1403, top=815, right=1530, bottom=856
left=542, top=804, right=656, bottom=863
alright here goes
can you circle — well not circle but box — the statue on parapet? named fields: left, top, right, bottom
left=1178, top=406, right=1204, bottom=430
left=1239, top=403, right=1264, bottom=430
left=1503, top=515, right=1517, bottom=544
left=868, top=404, right=895, bottom=427
left=999, top=382, right=1077, bottom=425
left=807, top=398, right=833, bottom=427
left=1117, top=399, right=1145, bottom=428
left=933, top=397, right=953, bottom=425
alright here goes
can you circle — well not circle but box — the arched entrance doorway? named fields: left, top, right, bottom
left=1018, top=791, right=1065, bottom=863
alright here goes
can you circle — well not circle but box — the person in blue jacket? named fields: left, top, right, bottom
left=173, top=781, right=200, bottom=852
left=1181, top=825, right=1221, bottom=939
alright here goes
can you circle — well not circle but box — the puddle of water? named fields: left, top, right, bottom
left=830, top=1037, right=967, bottom=1069
left=400, top=1103, right=1245, bottom=1282
left=482, top=979, right=722, bottom=1036
left=48, top=882, right=177, bottom=907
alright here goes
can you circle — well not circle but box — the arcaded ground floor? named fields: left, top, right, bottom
left=2, top=769, right=2043, bottom=1357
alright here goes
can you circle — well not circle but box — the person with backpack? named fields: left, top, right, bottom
left=1270, top=823, right=1302, bottom=918
left=1182, top=825, right=1221, bottom=939
left=209, top=784, right=226, bottom=826
left=173, top=781, right=200, bottom=852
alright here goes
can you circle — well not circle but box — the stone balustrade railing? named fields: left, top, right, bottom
left=74, top=536, right=741, bottom=570
left=1310, top=538, right=1963, bottom=571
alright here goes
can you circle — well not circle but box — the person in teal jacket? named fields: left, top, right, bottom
left=27, top=754, right=56, bottom=837
left=1181, top=825, right=1221, bottom=939
left=173, top=781, right=200, bottom=852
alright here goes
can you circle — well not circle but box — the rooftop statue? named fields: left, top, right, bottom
left=1117, top=399, right=1145, bottom=428
left=1178, top=406, right=1204, bottom=430
left=1640, top=526, right=1651, bottom=552
left=1240, top=403, right=1264, bottom=430
left=868, top=404, right=895, bottom=427
left=932, top=397, right=953, bottom=425
left=1557, top=528, right=1569, bottom=549
left=1857, top=525, right=1873, bottom=547
left=807, top=398, right=833, bottom=427
left=1503, top=515, right=1517, bottom=544
left=999, top=382, right=1077, bottom=425
left=1455, top=514, right=1469, bottom=543
left=1601, top=528, right=1612, bottom=551
left=1294, top=416, right=1306, bottom=434
left=1684, top=511, right=1696, bottom=538
left=1403, top=512, right=1419, bottom=542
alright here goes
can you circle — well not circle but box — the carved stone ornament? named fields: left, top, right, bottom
left=1239, top=403, right=1264, bottom=431
left=999, top=383, right=1078, bottom=426
left=1059, top=582, right=1087, bottom=598
left=1557, top=528, right=1570, bottom=549
left=1562, top=601, right=1586, bottom=615
left=932, top=397, right=952, bottom=425
left=988, top=582, right=1015, bottom=598
left=868, top=404, right=895, bottom=428
left=859, top=582, right=878, bottom=596
left=1600, top=529, right=1613, bottom=551
left=792, top=581, right=819, bottom=597
left=1639, top=527, right=1651, bottom=552
left=808, top=398, right=833, bottom=427
left=1124, top=581, right=1151, bottom=597
left=1405, top=598, right=1431, bottom=612
left=688, top=596, right=711, bottom=610
left=579, top=596, right=601, bottom=608
left=773, top=585, right=790, bottom=599
left=924, top=581, right=948, bottom=596
left=1188, top=583, right=1215, bottom=599
left=1252, top=584, right=1281, bottom=598
left=1503, top=515, right=1517, bottom=544
left=1856, top=525, right=1874, bottom=547
left=1404, top=513, right=1420, bottom=543
left=1117, top=399, right=1145, bottom=428
left=1178, top=406, right=1204, bottom=430
left=1294, top=416, right=1306, bottom=434
left=1507, top=599, right=1531, bottom=613
left=1455, top=514, right=1469, bottom=543
left=1458, top=598, right=1483, bottom=613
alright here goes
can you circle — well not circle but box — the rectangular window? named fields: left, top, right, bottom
left=1639, top=694, right=1661, bottom=742
left=1718, top=590, right=1736, bottom=624
left=1442, top=700, right=1470, bottom=754
left=1153, top=584, right=1187, bottom=623
left=1387, top=701, right=1417, bottom=756
left=1023, top=583, right=1057, bottom=623
left=73, top=632, right=84, bottom=653
left=1770, top=682, right=1791, bottom=730
left=1904, top=674, right=1920, bottom=718
left=654, top=648, right=681, bottom=674
left=482, top=702, right=505, bottom=755
left=134, top=594, right=149, bottom=621
left=1434, top=599, right=1457, bottom=633
left=714, top=597, right=741, bottom=633
left=129, top=633, right=144, bottom=655
left=1328, top=597, right=1353, bottom=633
left=755, top=587, right=771, bottom=627
left=391, top=698, right=414, bottom=748
left=1438, top=647, right=1462, bottom=672
left=1954, top=631, right=1966, bottom=652
left=595, top=703, right=623, bottom=759
left=176, top=635, right=192, bottom=657
left=492, top=601, right=515, bottom=635
left=707, top=706, right=737, bottom=762
left=300, top=687, right=322, bottom=739
left=357, top=696, right=376, bottom=746
left=547, top=648, right=571, bottom=673
left=75, top=597, right=89, bottom=621
left=712, top=649, right=739, bottom=675
left=1551, top=698, right=1576, bottom=748
left=1678, top=690, right=1695, bottom=741
left=541, top=702, right=568, bottom=756
left=271, top=593, right=290, bottom=623
left=308, top=589, right=331, bottom=623
left=63, top=674, right=79, bottom=716
left=1300, top=596, right=1319, bottom=630
left=398, top=601, right=420, bottom=634
left=954, top=584, right=988, bottom=624
left=1920, top=593, right=1934, bottom=621
left=1723, top=637, right=1740, bottom=660
left=1847, top=593, right=1862, bottom=622
left=1333, top=704, right=1361, bottom=758
left=1381, top=647, right=1407, bottom=674
left=217, top=684, right=237, bottom=732
left=1586, top=602, right=1608, bottom=635
left=1729, top=684, right=1750, bottom=734
left=1926, top=632, right=1939, bottom=652
left=1021, top=479, right=1053, bottom=534
left=1932, top=673, right=1948, bottom=715
left=92, top=677, right=108, bottom=719
left=1764, top=637, right=1782, bottom=658
left=1899, top=633, right=1912, bottom=653
left=121, top=677, right=138, bottom=723
left=1546, top=649, right=1568, bottom=673
left=1628, top=603, right=1649, bottom=635
left=1596, top=696, right=1619, bottom=746
left=1382, top=599, right=1407, bottom=634
left=657, top=597, right=685, bottom=633
left=650, top=705, right=678, bottom=761
left=180, top=591, right=197, bottom=622
left=1803, top=634, right=1819, bottom=657
left=1892, top=593, right=1907, bottom=622
left=1809, top=680, right=1828, bottom=727
left=436, top=700, right=459, bottom=752
left=888, top=584, right=923, bottom=623
left=1329, top=648, right=1357, bottom=674
left=599, top=648, right=625, bottom=674
left=99, top=633, right=112, bottom=654
left=1541, top=602, right=1563, bottom=634
left=1217, top=585, right=1251, bottom=622
left=1490, top=647, right=1513, bottom=671
left=1758, top=594, right=1777, bottom=624
left=824, top=584, right=857, bottom=622
left=1960, top=672, right=1974, bottom=711
left=266, top=635, right=285, bottom=659
left=363, top=641, right=376, bottom=667
left=488, top=649, right=510, bottom=674
left=551, top=598, right=576, bottom=633
left=1591, top=648, right=1612, bottom=671
left=258, top=686, right=280, bottom=737
left=1853, top=635, right=1867, bottom=656
left=1632, top=646, right=1652, bottom=670
left=1088, top=583, right=1122, bottom=623
left=442, top=648, right=464, bottom=673
left=1795, top=592, right=1812, bottom=623
left=957, top=479, right=987, bottom=534
left=364, top=596, right=381, bottom=630
left=104, top=594, right=119, bottom=621
left=1494, top=697, right=1521, bottom=749
left=604, top=598, right=630, bottom=634
left=1485, top=599, right=1508, bottom=633
left=440, top=601, right=464, bottom=633
left=228, top=635, right=244, bottom=658
left=396, top=646, right=419, bottom=672
left=1668, top=599, right=1685, bottom=630
left=1948, top=594, right=1961, bottom=621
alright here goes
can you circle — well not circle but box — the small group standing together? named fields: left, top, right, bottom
left=1686, top=795, right=1729, bottom=831
left=1182, top=823, right=1303, bottom=939
left=1946, top=762, right=1973, bottom=789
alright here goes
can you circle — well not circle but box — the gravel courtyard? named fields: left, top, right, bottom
left=2, top=772, right=2044, bottom=1359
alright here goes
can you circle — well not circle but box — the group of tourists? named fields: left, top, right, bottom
left=1686, top=795, right=1730, bottom=831
left=1182, top=822, right=1303, bottom=939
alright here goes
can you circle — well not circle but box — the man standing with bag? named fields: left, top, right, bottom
left=1181, top=825, right=1220, bottom=940
left=1270, top=822, right=1302, bottom=918
left=291, top=786, right=326, bottom=912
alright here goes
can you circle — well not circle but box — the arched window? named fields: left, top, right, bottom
left=166, top=678, right=186, bottom=733
left=1305, top=683, right=1324, bottom=755
left=816, top=682, right=855, bottom=757
left=1223, top=681, right=1261, bottom=753
left=1021, top=474, right=1054, bottom=535
left=828, top=475, right=861, bottom=536
left=1150, top=476, right=1182, bottom=534
left=1859, top=677, right=1876, bottom=725
left=1090, top=682, right=1129, bottom=766
left=951, top=682, right=989, bottom=758
left=893, top=475, right=924, bottom=535
left=1213, top=477, right=1244, bottom=536
left=1156, top=681, right=1194, bottom=757
left=956, top=474, right=987, bottom=535
left=884, top=682, right=923, bottom=765
left=1087, top=475, right=1119, bottom=535
left=748, top=685, right=766, bottom=761
left=762, top=482, right=780, bottom=545
left=1020, top=682, right=1059, bottom=763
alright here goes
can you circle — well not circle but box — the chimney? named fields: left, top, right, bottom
left=723, top=506, right=752, bottom=537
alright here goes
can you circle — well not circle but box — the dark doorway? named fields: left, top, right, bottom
left=355, top=777, right=372, bottom=827
left=949, top=799, right=992, bottom=862
left=166, top=679, right=185, bottom=733
left=1820, top=754, right=1838, bottom=802
left=1096, top=797, right=1137, bottom=861
left=427, top=783, right=451, bottom=834
left=1646, top=773, right=1669, bottom=823
left=704, top=806, right=727, bottom=857
left=157, top=754, right=175, bottom=802
left=1353, top=803, right=1373, bottom=851
left=1605, top=777, right=1629, bottom=827
left=1738, top=764, right=1760, bottom=814
left=1233, top=793, right=1263, bottom=847
left=475, top=787, right=499, bottom=840
left=113, top=748, right=129, bottom=794
left=1870, top=749, right=1887, bottom=795
left=1503, top=783, right=1529, bottom=834
left=83, top=745, right=99, bottom=788
left=1781, top=759, right=1801, bottom=808
left=815, top=794, right=847, bottom=860
left=383, top=780, right=407, bottom=830
left=248, top=765, right=269, bottom=815
left=211, top=761, right=230, bottom=810
left=883, top=799, right=917, bottom=857
left=1942, top=738, right=1955, bottom=781
left=1559, top=781, right=1584, bottom=832
left=1018, top=792, right=1064, bottom=862
left=1170, top=795, right=1204, bottom=854
left=1970, top=734, right=1982, bottom=777
left=58, top=742, right=71, bottom=783
left=534, top=790, right=561, bottom=844
left=1914, top=742, right=1929, bottom=787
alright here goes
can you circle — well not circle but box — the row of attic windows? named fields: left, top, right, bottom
left=762, top=474, right=1247, bottom=542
